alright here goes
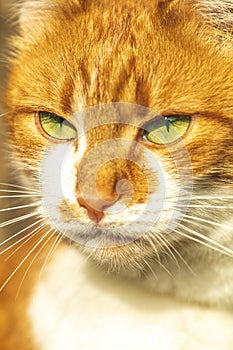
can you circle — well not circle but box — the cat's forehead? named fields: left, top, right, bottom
left=7, top=0, right=233, bottom=117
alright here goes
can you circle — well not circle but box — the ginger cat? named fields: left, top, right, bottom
left=1, top=0, right=233, bottom=349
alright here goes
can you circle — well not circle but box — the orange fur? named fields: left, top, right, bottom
left=0, top=231, right=64, bottom=349
left=1, top=0, right=233, bottom=348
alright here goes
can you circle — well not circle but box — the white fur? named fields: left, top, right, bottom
left=29, top=245, right=233, bottom=350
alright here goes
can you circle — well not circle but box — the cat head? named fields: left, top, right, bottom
left=6, top=0, right=233, bottom=272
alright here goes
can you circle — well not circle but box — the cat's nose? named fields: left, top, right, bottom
left=77, top=197, right=116, bottom=224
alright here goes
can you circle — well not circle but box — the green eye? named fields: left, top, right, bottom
left=39, top=112, right=77, bottom=141
left=144, top=115, right=191, bottom=145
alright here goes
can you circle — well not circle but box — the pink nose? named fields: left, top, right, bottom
left=77, top=197, right=113, bottom=224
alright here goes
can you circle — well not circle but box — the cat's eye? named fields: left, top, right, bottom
left=143, top=115, right=191, bottom=145
left=38, top=112, right=77, bottom=141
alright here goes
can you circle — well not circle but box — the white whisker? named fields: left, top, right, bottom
left=145, top=235, right=161, bottom=264
left=0, top=228, right=54, bottom=293
left=162, top=237, right=195, bottom=275
left=145, top=234, right=175, bottom=278
left=177, top=222, right=233, bottom=257
left=0, top=194, right=41, bottom=199
left=0, top=182, right=40, bottom=192
left=39, top=232, right=63, bottom=280
left=0, top=189, right=39, bottom=194
left=142, top=258, right=159, bottom=281
left=16, top=228, right=57, bottom=298
left=178, top=204, right=233, bottom=209
left=155, top=234, right=180, bottom=270
left=0, top=112, right=9, bottom=118
left=0, top=202, right=39, bottom=212
left=0, top=212, right=39, bottom=229
left=154, top=256, right=175, bottom=279
left=174, top=229, right=233, bottom=258
left=183, top=214, right=233, bottom=230
left=0, top=220, right=46, bottom=255
left=190, top=195, right=233, bottom=200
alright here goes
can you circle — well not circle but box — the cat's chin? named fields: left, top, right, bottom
left=44, top=203, right=180, bottom=274
left=76, top=236, right=157, bottom=275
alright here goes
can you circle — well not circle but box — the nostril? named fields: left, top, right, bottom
left=77, top=197, right=105, bottom=224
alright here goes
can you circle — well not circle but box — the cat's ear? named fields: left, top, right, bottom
left=16, top=0, right=84, bottom=33
left=17, top=0, right=58, bottom=32
left=195, top=0, right=233, bottom=32
left=157, top=0, right=233, bottom=33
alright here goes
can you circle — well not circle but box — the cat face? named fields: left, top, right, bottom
left=6, top=0, right=233, bottom=273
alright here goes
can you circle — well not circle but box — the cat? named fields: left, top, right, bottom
left=0, top=0, right=233, bottom=349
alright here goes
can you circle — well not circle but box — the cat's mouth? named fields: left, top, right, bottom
left=51, top=205, right=156, bottom=248
left=50, top=191, right=169, bottom=248
left=73, top=228, right=136, bottom=248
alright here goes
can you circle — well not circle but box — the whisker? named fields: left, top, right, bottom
left=159, top=233, right=196, bottom=275
left=183, top=214, right=233, bottom=230
left=38, top=231, right=63, bottom=280
left=145, top=234, right=174, bottom=279
left=0, top=112, right=9, bottom=118
left=16, top=228, right=57, bottom=298
left=0, top=194, right=41, bottom=198
left=177, top=222, right=233, bottom=257
left=0, top=228, right=54, bottom=293
left=0, top=202, right=39, bottom=212
left=155, top=234, right=180, bottom=270
left=168, top=244, right=195, bottom=275
left=178, top=204, right=233, bottom=209
left=145, top=235, right=161, bottom=265
left=142, top=258, right=159, bottom=281
left=174, top=229, right=233, bottom=258
left=0, top=220, right=46, bottom=255
left=0, top=182, right=40, bottom=192
left=190, top=195, right=233, bottom=200
left=0, top=212, right=39, bottom=229
left=0, top=189, right=39, bottom=194
left=154, top=256, right=175, bottom=279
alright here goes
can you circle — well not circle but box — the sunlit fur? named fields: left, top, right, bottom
left=0, top=0, right=233, bottom=349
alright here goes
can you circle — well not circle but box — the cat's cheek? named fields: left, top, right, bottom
left=39, top=143, right=78, bottom=223
left=184, top=115, right=232, bottom=178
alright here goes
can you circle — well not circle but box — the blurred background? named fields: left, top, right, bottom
left=0, top=1, right=9, bottom=179
left=0, top=1, right=14, bottom=236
